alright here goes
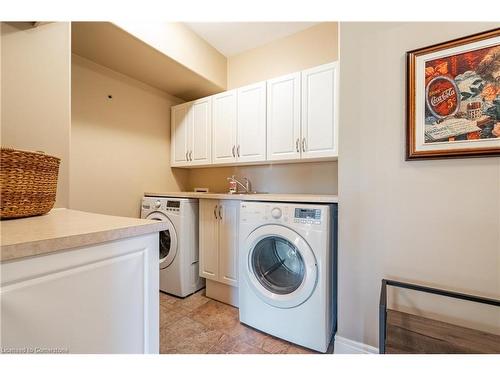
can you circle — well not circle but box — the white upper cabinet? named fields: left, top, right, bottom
left=170, top=61, right=338, bottom=168
left=212, top=90, right=238, bottom=165
left=301, top=62, right=338, bottom=159
left=171, top=98, right=212, bottom=167
left=237, top=82, right=267, bottom=163
left=171, top=103, right=191, bottom=167
left=190, top=97, right=212, bottom=166
left=266, top=73, right=301, bottom=161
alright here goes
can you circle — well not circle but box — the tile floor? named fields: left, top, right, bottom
left=159, top=289, right=319, bottom=354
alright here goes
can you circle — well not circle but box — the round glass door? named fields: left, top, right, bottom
left=251, top=237, right=305, bottom=295
left=244, top=225, right=318, bottom=309
left=146, top=212, right=178, bottom=269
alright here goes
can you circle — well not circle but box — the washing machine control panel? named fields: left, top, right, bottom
left=141, top=198, right=181, bottom=213
left=165, top=200, right=180, bottom=212
left=294, top=208, right=321, bottom=225
left=240, top=203, right=325, bottom=226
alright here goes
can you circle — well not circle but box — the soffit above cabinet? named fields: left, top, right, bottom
left=71, top=22, right=225, bottom=101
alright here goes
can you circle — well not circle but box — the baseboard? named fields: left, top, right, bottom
left=333, top=336, right=379, bottom=354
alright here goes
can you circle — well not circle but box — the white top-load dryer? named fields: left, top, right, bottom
left=239, top=201, right=337, bottom=352
left=141, top=196, right=205, bottom=297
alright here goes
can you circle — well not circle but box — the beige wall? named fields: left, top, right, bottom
left=188, top=22, right=339, bottom=194
left=227, top=22, right=338, bottom=89
left=70, top=55, right=188, bottom=218
left=338, top=22, right=500, bottom=349
left=1, top=22, right=71, bottom=208
left=114, top=22, right=227, bottom=90
left=185, top=162, right=338, bottom=195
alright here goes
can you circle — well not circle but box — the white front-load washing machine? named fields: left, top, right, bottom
left=141, top=196, right=205, bottom=297
left=239, top=201, right=337, bottom=353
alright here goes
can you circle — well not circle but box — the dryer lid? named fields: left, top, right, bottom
left=243, top=225, right=318, bottom=308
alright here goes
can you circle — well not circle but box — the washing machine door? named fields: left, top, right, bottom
left=146, top=212, right=178, bottom=269
left=244, top=224, right=317, bottom=309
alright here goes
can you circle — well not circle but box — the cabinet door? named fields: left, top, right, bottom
left=266, top=72, right=301, bottom=161
left=237, top=82, right=267, bottom=163
left=218, top=200, right=239, bottom=287
left=198, top=199, right=219, bottom=281
left=212, top=90, right=237, bottom=164
left=301, top=62, right=338, bottom=159
left=0, top=234, right=159, bottom=353
left=171, top=103, right=191, bottom=167
left=190, top=97, right=212, bottom=166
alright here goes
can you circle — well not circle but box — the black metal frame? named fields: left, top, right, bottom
left=379, top=279, right=500, bottom=354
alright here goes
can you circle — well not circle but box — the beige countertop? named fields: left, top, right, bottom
left=144, top=191, right=338, bottom=203
left=0, top=208, right=167, bottom=262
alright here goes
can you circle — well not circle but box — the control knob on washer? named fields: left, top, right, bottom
left=271, top=207, right=282, bottom=219
left=154, top=200, right=161, bottom=209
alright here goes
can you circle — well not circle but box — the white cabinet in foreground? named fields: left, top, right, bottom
left=0, top=234, right=159, bottom=354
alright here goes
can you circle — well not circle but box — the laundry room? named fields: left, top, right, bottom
left=1, top=1, right=500, bottom=373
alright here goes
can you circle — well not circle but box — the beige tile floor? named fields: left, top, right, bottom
left=159, top=289, right=319, bottom=354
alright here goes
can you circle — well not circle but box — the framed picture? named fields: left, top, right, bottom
left=406, top=28, right=500, bottom=160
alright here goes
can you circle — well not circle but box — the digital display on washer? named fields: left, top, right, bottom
left=166, top=201, right=180, bottom=208
left=294, top=208, right=321, bottom=219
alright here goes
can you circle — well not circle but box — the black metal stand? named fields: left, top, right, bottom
left=379, top=279, right=500, bottom=354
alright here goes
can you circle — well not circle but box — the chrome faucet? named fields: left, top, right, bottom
left=227, top=175, right=251, bottom=194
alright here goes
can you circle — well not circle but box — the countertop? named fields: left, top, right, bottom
left=0, top=208, right=168, bottom=262
left=144, top=191, right=338, bottom=203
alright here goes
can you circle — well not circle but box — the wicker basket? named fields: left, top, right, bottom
left=1, top=148, right=60, bottom=219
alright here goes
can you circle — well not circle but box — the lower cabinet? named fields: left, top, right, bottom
left=0, top=233, right=159, bottom=354
left=199, top=199, right=239, bottom=288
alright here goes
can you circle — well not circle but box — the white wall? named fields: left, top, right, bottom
left=227, top=23, right=338, bottom=89
left=70, top=55, right=188, bottom=218
left=338, top=22, right=500, bottom=349
left=1, top=22, right=71, bottom=208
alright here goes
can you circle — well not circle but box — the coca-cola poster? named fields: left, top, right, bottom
left=407, top=28, right=500, bottom=159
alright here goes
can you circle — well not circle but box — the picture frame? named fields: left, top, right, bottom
left=406, top=28, right=500, bottom=160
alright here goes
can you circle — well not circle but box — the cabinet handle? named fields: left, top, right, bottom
left=189, top=150, right=193, bottom=161
left=232, top=145, right=235, bottom=158
left=237, top=145, right=240, bottom=157
left=302, top=138, right=306, bottom=152
left=213, top=205, right=218, bottom=220
left=218, top=205, right=222, bottom=220
left=185, top=151, right=188, bottom=161
left=296, top=138, right=300, bottom=153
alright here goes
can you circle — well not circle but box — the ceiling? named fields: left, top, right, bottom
left=184, top=22, right=318, bottom=57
